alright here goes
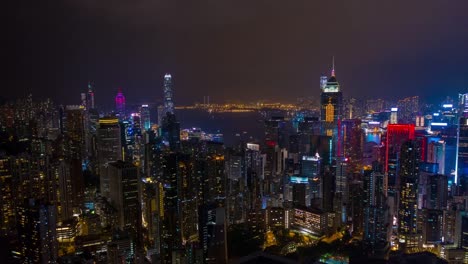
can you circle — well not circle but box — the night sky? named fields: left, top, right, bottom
left=6, top=1, right=468, bottom=107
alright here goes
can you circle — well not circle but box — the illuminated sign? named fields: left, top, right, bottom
left=290, top=176, right=308, bottom=184
left=391, top=107, right=398, bottom=112
left=368, top=121, right=380, bottom=125
left=431, top=122, right=447, bottom=126
left=442, top=104, right=453, bottom=108
left=247, top=143, right=260, bottom=151
left=433, top=113, right=440, bottom=116
left=302, top=156, right=319, bottom=161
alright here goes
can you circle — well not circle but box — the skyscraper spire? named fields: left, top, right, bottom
left=331, top=56, right=335, bottom=77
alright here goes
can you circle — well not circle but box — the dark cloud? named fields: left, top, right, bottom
left=5, top=0, right=468, bottom=108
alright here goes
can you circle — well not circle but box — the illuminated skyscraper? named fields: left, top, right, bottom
left=363, top=163, right=389, bottom=259
left=384, top=124, right=415, bottom=193
left=17, top=198, right=58, bottom=263
left=86, top=81, right=95, bottom=110
left=398, top=140, right=422, bottom=252
left=140, top=104, right=151, bottom=131
left=320, top=59, right=342, bottom=156
left=163, top=74, right=174, bottom=115
left=457, top=117, right=468, bottom=186
left=97, top=117, right=122, bottom=197
left=115, top=88, right=126, bottom=119
left=459, top=93, right=468, bottom=117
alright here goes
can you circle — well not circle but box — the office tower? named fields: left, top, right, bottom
left=63, top=106, right=85, bottom=208
left=163, top=73, right=174, bottom=115
left=64, top=105, right=85, bottom=159
left=320, top=60, right=343, bottom=151
left=140, top=104, right=151, bottom=131
left=427, top=140, right=446, bottom=175
left=384, top=124, right=415, bottom=193
left=115, top=88, right=126, bottom=119
left=334, top=158, right=348, bottom=225
left=107, top=161, right=139, bottom=233
left=363, top=163, right=389, bottom=259
left=97, top=117, right=122, bottom=197
left=263, top=117, right=285, bottom=195
left=199, top=141, right=227, bottom=263
left=159, top=153, right=183, bottom=263
left=245, top=143, right=264, bottom=211
left=86, top=81, right=95, bottom=110
left=457, top=117, right=468, bottom=186
left=308, top=135, right=334, bottom=211
left=157, top=105, right=165, bottom=127
left=17, top=198, right=58, bottom=263
left=225, top=151, right=245, bottom=225
left=459, top=93, right=468, bottom=117
left=342, top=119, right=364, bottom=174
left=301, top=155, right=321, bottom=208
left=55, top=160, right=74, bottom=222
left=398, top=140, right=422, bottom=252
left=199, top=205, right=228, bottom=264
left=161, top=112, right=180, bottom=151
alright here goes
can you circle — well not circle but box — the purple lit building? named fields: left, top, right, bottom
left=115, top=88, right=126, bottom=119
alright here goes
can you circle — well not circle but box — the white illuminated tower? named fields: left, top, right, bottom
left=163, top=74, right=174, bottom=114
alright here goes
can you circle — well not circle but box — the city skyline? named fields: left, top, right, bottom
left=6, top=1, right=468, bottom=106
left=4, top=2, right=468, bottom=263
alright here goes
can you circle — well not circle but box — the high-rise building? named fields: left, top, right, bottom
left=384, top=124, right=415, bottom=193
left=107, top=161, right=140, bottom=233
left=97, top=117, right=122, bottom=197
left=115, top=88, right=126, bottom=119
left=163, top=74, right=174, bottom=115
left=161, top=112, right=180, bottom=151
left=342, top=119, right=364, bottom=174
left=140, top=104, right=151, bottom=131
left=459, top=93, right=468, bottom=117
left=63, top=106, right=85, bottom=210
left=86, top=81, right=95, bottom=110
left=17, top=198, right=58, bottom=263
left=398, top=140, right=422, bottom=252
left=427, top=140, right=446, bottom=175
left=363, top=163, right=389, bottom=259
left=457, top=117, right=468, bottom=186
left=320, top=60, right=343, bottom=149
left=0, top=155, right=15, bottom=236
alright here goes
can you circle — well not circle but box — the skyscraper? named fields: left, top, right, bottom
left=398, top=140, right=422, bottom=252
left=457, top=117, right=468, bottom=186
left=320, top=59, right=343, bottom=157
left=163, top=74, right=174, bottom=115
left=115, top=88, right=126, bottom=119
left=17, top=198, right=58, bottom=263
left=107, top=161, right=140, bottom=233
left=97, top=117, right=122, bottom=197
left=384, top=124, right=415, bottom=193
left=86, top=81, right=95, bottom=110
left=140, top=104, right=151, bottom=131
left=363, top=163, right=389, bottom=259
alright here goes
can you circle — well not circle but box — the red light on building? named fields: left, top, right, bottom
left=385, top=124, right=415, bottom=173
left=266, top=140, right=277, bottom=147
